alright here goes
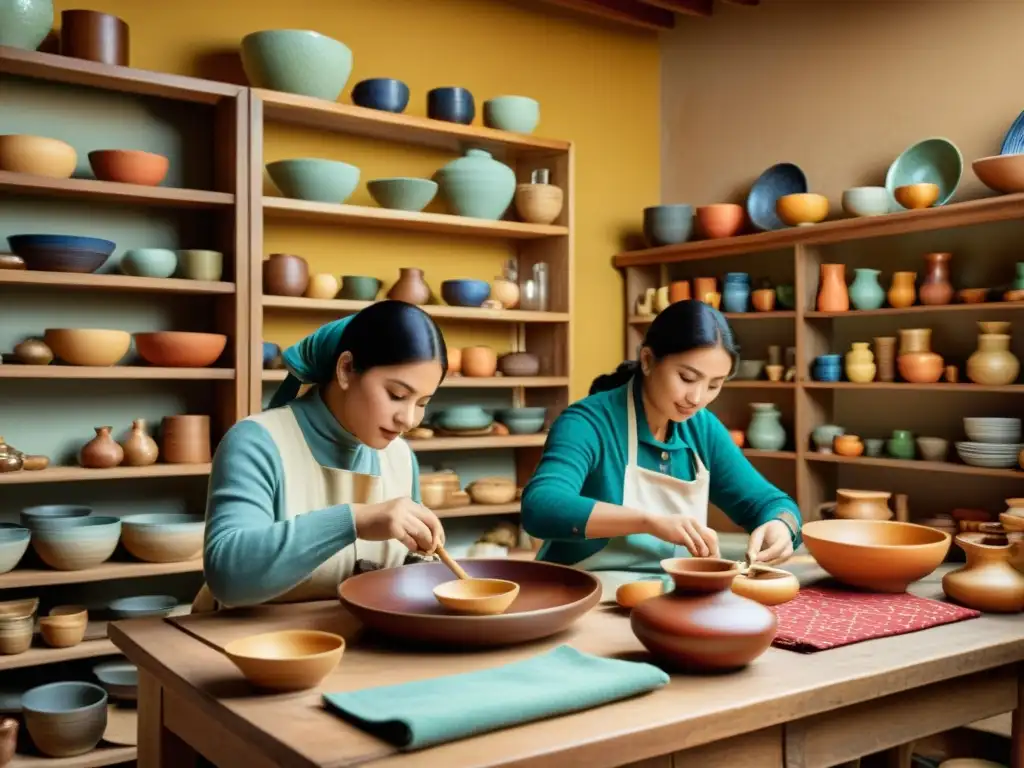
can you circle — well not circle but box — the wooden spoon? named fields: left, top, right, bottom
left=434, top=546, right=469, bottom=580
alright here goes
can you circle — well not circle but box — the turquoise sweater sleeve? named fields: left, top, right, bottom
left=203, top=420, right=358, bottom=607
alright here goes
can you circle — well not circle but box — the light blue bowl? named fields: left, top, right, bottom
left=19, top=505, right=92, bottom=530
left=483, top=96, right=540, bottom=134
left=93, top=660, right=138, bottom=701
left=241, top=30, right=352, bottom=101
left=747, top=163, right=808, bottom=231
left=267, top=158, right=360, bottom=204
left=886, top=137, right=963, bottom=208
left=107, top=594, right=177, bottom=619
left=367, top=177, right=438, bottom=212
left=496, top=407, right=547, bottom=434
left=0, top=526, right=30, bottom=575
left=433, top=406, right=494, bottom=431
left=119, top=248, right=177, bottom=278
left=31, top=516, right=121, bottom=570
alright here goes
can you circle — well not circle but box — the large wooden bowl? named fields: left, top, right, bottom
left=223, top=629, right=344, bottom=692
left=338, top=559, right=600, bottom=647
left=802, top=519, right=951, bottom=593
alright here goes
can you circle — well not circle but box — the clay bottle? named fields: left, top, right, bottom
left=919, top=252, right=953, bottom=306
left=816, top=264, right=849, bottom=312
left=120, top=419, right=159, bottom=466
left=79, top=426, right=124, bottom=469
left=387, top=267, right=430, bottom=305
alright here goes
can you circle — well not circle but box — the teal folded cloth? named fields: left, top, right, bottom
left=322, top=644, right=669, bottom=750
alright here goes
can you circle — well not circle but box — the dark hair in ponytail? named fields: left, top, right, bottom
left=589, top=300, right=739, bottom=395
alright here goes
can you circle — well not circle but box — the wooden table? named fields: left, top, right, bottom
left=109, top=567, right=1023, bottom=768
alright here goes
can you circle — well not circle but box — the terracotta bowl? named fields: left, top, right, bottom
left=972, top=154, right=1024, bottom=194
left=660, top=557, right=740, bottom=593
left=43, top=328, right=131, bottom=367
left=0, top=135, right=77, bottom=178
left=776, top=193, right=829, bottom=226
left=88, top=150, right=169, bottom=186
left=120, top=513, right=204, bottom=563
left=695, top=203, right=744, bottom=239
left=134, top=331, right=227, bottom=368
left=958, top=288, right=989, bottom=304
left=223, top=630, right=344, bottom=692
left=801, top=519, right=951, bottom=592
left=893, top=183, right=940, bottom=210
left=39, top=606, right=88, bottom=648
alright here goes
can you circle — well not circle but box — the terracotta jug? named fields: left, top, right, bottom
left=387, top=267, right=430, bottom=305
left=919, top=252, right=953, bottom=305
left=834, top=489, right=892, bottom=520
left=942, top=531, right=1024, bottom=613
left=120, top=419, right=159, bottom=466
left=897, top=328, right=943, bottom=383
left=262, top=253, right=309, bottom=297
left=844, top=342, right=876, bottom=383
left=0, top=717, right=17, bottom=768
left=79, top=426, right=124, bottom=468
left=967, top=323, right=1020, bottom=386
left=816, top=263, right=849, bottom=312
left=887, top=271, right=916, bottom=308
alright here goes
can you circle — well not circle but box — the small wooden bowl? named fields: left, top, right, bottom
left=223, top=630, right=345, bottom=692
left=39, top=606, right=88, bottom=648
left=894, top=183, right=939, bottom=210
left=615, top=579, right=665, bottom=609
left=732, top=568, right=799, bottom=606
left=433, top=578, right=520, bottom=615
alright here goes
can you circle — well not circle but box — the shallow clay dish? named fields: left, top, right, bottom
left=973, top=154, right=1024, bottom=194
left=339, top=559, right=600, bottom=647
left=731, top=568, right=799, bottom=605
left=134, top=331, right=227, bottom=368
left=223, top=629, right=344, bottom=691
left=802, top=519, right=951, bottom=592
left=0, top=135, right=77, bottom=178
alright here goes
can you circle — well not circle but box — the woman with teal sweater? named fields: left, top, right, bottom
left=521, top=300, right=801, bottom=599
left=193, top=301, right=447, bottom=611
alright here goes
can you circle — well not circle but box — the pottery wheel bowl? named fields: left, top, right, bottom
left=338, top=559, right=600, bottom=647
left=802, top=519, right=951, bottom=593
left=433, top=578, right=520, bottom=615
left=223, top=629, right=345, bottom=692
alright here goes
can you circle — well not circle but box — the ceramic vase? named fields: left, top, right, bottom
left=919, top=252, right=953, bottom=306
left=79, top=426, right=123, bottom=468
left=262, top=253, right=309, bottom=297
left=721, top=272, right=750, bottom=313
left=967, top=324, right=1020, bottom=386
left=120, top=419, right=159, bottom=466
left=888, top=271, right=916, bottom=308
left=873, top=336, right=897, bottom=382
left=848, top=268, right=885, bottom=310
left=942, top=531, right=1024, bottom=613
left=844, top=342, right=876, bottom=383
left=387, top=267, right=430, bottom=305
left=435, top=148, right=515, bottom=220
left=0, top=0, right=52, bottom=50
left=817, top=263, right=849, bottom=312
left=746, top=403, right=786, bottom=451
left=897, top=328, right=943, bottom=383
left=886, top=429, right=915, bottom=460
left=812, top=424, right=844, bottom=453
left=835, top=489, right=892, bottom=520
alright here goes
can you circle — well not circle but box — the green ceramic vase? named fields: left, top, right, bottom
left=0, top=0, right=53, bottom=50
left=1015, top=261, right=1024, bottom=290
left=849, top=268, right=885, bottom=310
left=886, top=429, right=915, bottom=460
left=434, top=149, right=515, bottom=220
left=746, top=403, right=786, bottom=451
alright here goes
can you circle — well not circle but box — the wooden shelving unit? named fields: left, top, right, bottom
left=616, top=196, right=1023, bottom=531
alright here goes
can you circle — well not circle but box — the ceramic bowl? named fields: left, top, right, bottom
left=432, top=405, right=493, bottom=431
left=118, top=248, right=177, bottom=278
left=241, top=30, right=352, bottom=101
left=776, top=193, right=829, bottom=226
left=0, top=134, right=77, bottom=178
left=107, top=595, right=178, bottom=619
left=21, top=681, right=108, bottom=758
left=266, top=158, right=360, bottom=204
left=175, top=249, right=223, bottom=281
left=441, top=279, right=490, bottom=307
left=8, top=234, right=115, bottom=273
left=42, top=328, right=131, bottom=366
left=434, top=577, right=520, bottom=615
left=916, top=437, right=949, bottom=462
left=963, top=417, right=1021, bottom=444
left=958, top=287, right=989, bottom=304
left=466, top=477, right=517, bottom=505
left=483, top=96, right=539, bottom=134
left=886, top=137, right=963, bottom=207
left=339, top=275, right=382, bottom=301
left=894, top=183, right=940, bottom=210
left=731, top=568, right=800, bottom=606
left=134, top=331, right=227, bottom=367
left=0, top=527, right=29, bottom=575
left=660, top=557, right=740, bottom=593
left=955, top=442, right=1022, bottom=468
left=735, top=359, right=766, bottom=380
left=367, top=177, right=437, bottom=212
left=746, top=162, right=808, bottom=231
left=39, top=606, right=88, bottom=648
left=0, top=613, right=33, bottom=654
left=642, top=204, right=693, bottom=247
left=120, top=512, right=205, bottom=563
left=92, top=660, right=138, bottom=701
left=775, top=284, right=795, bottom=309
left=496, top=407, right=548, bottom=435
left=497, top=352, right=540, bottom=377
left=0, top=597, right=38, bottom=619
left=351, top=78, right=409, bottom=113
left=19, top=505, right=92, bottom=530
left=801, top=519, right=951, bottom=592
left=427, top=87, right=475, bottom=124
left=223, top=629, right=345, bottom=691
left=88, top=150, right=169, bottom=186
left=973, top=154, right=1024, bottom=194
left=841, top=186, right=890, bottom=217
left=696, top=203, right=744, bottom=239
left=31, top=516, right=122, bottom=570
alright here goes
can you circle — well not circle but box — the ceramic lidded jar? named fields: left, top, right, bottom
left=848, top=268, right=885, bottom=310
left=897, top=328, right=943, bottom=383
left=816, top=263, right=849, bottom=312
left=435, top=149, right=516, bottom=220
left=919, top=252, right=953, bottom=306
left=745, top=402, right=786, bottom=451
left=967, top=322, right=1020, bottom=386
left=262, top=253, right=309, bottom=297
left=888, top=271, right=916, bottom=309
left=79, top=426, right=124, bottom=468
left=120, top=419, right=159, bottom=466
left=721, top=272, right=750, bottom=313
left=942, top=531, right=1024, bottom=613
left=845, top=342, right=876, bottom=383
left=0, top=0, right=52, bottom=50
left=387, top=267, right=430, bottom=305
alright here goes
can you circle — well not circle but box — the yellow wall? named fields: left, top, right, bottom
left=52, top=0, right=661, bottom=399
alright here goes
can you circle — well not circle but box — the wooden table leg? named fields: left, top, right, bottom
left=138, top=669, right=199, bottom=768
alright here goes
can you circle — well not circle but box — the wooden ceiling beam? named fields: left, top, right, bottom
left=535, top=0, right=675, bottom=30
left=639, top=0, right=713, bottom=18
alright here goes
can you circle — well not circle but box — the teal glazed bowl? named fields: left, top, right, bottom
left=483, top=96, right=540, bottom=134
left=119, top=248, right=177, bottom=278
left=241, top=30, right=352, bottom=101
left=886, top=137, right=963, bottom=208
left=20, top=504, right=92, bottom=530
left=30, top=516, right=121, bottom=570
left=267, top=159, right=360, bottom=204
left=22, top=681, right=108, bottom=758
left=107, top=594, right=177, bottom=619
left=340, top=275, right=382, bottom=301
left=0, top=526, right=30, bottom=575
left=367, top=177, right=438, bottom=212
left=432, top=406, right=494, bottom=431
left=496, top=407, right=547, bottom=434
left=93, top=660, right=138, bottom=701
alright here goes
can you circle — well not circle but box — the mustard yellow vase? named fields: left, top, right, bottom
left=845, top=342, right=876, bottom=383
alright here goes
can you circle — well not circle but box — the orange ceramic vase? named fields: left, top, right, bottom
left=942, top=531, right=1024, bottom=613
left=897, top=328, right=943, bottom=383
left=888, top=271, right=916, bottom=308
left=817, top=264, right=849, bottom=312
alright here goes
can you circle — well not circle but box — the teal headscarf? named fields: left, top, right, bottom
left=268, top=315, right=356, bottom=410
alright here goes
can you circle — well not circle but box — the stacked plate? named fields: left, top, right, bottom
left=956, top=417, right=1022, bottom=468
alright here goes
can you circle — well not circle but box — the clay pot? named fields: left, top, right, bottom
left=669, top=280, right=690, bottom=303
left=497, top=352, right=540, bottom=377
left=897, top=328, right=943, bottom=383
left=88, top=149, right=167, bottom=186
left=888, top=271, right=917, bottom=308
left=967, top=324, right=1020, bottom=386
left=0, top=717, right=17, bottom=767
left=942, top=531, right=1024, bottom=613
left=13, top=338, right=53, bottom=365
left=833, top=435, right=865, bottom=458
left=79, top=426, right=124, bottom=469
left=447, top=347, right=462, bottom=375
left=387, top=267, right=430, bottom=305
left=844, top=342, right=876, bottom=383
left=751, top=288, right=775, bottom=312
left=461, top=346, right=497, bottom=377
left=835, top=489, right=892, bottom=520
left=304, top=273, right=340, bottom=300
left=920, top=252, right=953, bottom=306
left=514, top=183, right=563, bottom=225
left=630, top=558, right=776, bottom=671
left=120, top=419, right=159, bottom=466
left=263, top=253, right=309, bottom=297
left=490, top=276, right=519, bottom=309
left=161, top=415, right=211, bottom=464
left=816, top=263, right=849, bottom=312
left=60, top=9, right=129, bottom=65
left=873, top=336, right=897, bottom=383
left=695, top=204, right=744, bottom=239
left=692, top=277, right=717, bottom=303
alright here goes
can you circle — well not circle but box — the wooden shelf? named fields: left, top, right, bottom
left=0, top=560, right=203, bottom=590
left=726, top=381, right=795, bottom=389
left=806, top=302, right=1024, bottom=318
left=0, top=270, right=234, bottom=295
left=262, top=295, right=569, bottom=323
left=260, top=369, right=568, bottom=388
left=0, top=366, right=235, bottom=380
left=262, top=196, right=567, bottom=239
left=433, top=503, right=521, bottom=519
left=11, top=745, right=136, bottom=767
left=629, top=311, right=795, bottom=324
left=0, top=638, right=118, bottom=672
left=0, top=171, right=234, bottom=208
left=805, top=452, right=1024, bottom=479
left=255, top=88, right=571, bottom=157
left=409, top=435, right=547, bottom=452
left=743, top=450, right=797, bottom=460
left=0, top=464, right=212, bottom=485
left=803, top=381, right=1024, bottom=394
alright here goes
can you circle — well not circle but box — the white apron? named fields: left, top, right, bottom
left=192, top=406, right=414, bottom=613
left=574, top=379, right=710, bottom=602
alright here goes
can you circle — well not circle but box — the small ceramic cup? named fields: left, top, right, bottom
left=176, top=250, right=223, bottom=281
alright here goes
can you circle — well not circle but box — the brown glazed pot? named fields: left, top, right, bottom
left=942, top=530, right=1024, bottom=613
left=919, top=252, right=953, bottom=306
left=60, top=10, right=129, bottom=66
left=630, top=558, right=777, bottom=672
left=120, top=419, right=159, bottom=466
left=79, top=426, right=124, bottom=469
left=873, top=336, right=897, bottom=382
left=263, top=253, right=309, bottom=297
left=387, top=267, right=430, bottom=305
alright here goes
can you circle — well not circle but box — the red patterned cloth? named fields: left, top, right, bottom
left=770, top=586, right=981, bottom=653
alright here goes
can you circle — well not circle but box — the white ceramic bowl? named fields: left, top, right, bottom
left=841, top=186, right=891, bottom=217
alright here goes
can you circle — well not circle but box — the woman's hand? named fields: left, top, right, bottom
left=352, top=498, right=445, bottom=554
left=645, top=515, right=720, bottom=558
left=746, top=519, right=794, bottom=565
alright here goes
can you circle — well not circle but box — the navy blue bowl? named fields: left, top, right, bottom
left=441, top=279, right=490, bottom=307
left=428, top=87, right=475, bottom=125
left=8, top=234, right=116, bottom=273
left=746, top=163, right=808, bottom=232
left=351, top=78, right=410, bottom=113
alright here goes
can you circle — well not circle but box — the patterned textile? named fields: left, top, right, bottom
left=770, top=586, right=981, bottom=652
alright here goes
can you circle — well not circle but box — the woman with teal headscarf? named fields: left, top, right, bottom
left=193, top=301, right=448, bottom=612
